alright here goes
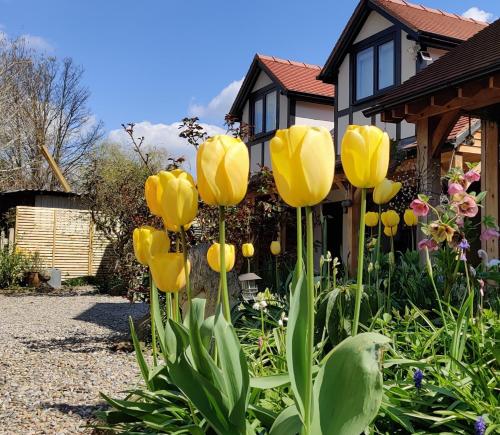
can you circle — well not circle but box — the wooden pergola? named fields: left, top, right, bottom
left=365, top=20, right=500, bottom=259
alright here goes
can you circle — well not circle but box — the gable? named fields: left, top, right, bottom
left=354, top=10, right=393, bottom=43
left=252, top=70, right=273, bottom=92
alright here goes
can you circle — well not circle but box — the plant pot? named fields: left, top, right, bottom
left=26, top=271, right=41, bottom=288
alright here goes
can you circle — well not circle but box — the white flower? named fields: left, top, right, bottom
left=260, top=300, right=267, bottom=309
left=252, top=302, right=260, bottom=310
left=278, top=319, right=283, bottom=327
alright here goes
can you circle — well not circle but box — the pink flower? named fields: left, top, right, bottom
left=456, top=215, right=464, bottom=228
left=447, top=182, right=464, bottom=195
left=480, top=228, right=500, bottom=241
left=464, top=170, right=480, bottom=183
left=410, top=199, right=429, bottom=217
left=452, top=192, right=478, bottom=218
left=418, top=238, right=439, bottom=252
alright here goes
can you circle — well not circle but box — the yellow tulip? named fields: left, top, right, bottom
left=157, top=169, right=198, bottom=228
left=145, top=175, right=162, bottom=217
left=270, top=240, right=281, bottom=256
left=133, top=226, right=170, bottom=266
left=365, top=212, right=379, bottom=227
left=403, top=209, right=418, bottom=226
left=162, top=217, right=192, bottom=233
left=381, top=210, right=400, bottom=228
left=384, top=226, right=397, bottom=237
left=207, top=242, right=235, bottom=272
left=242, top=243, right=254, bottom=258
left=340, top=125, right=389, bottom=188
left=149, top=252, right=190, bottom=292
left=270, top=125, right=335, bottom=207
left=197, top=135, right=249, bottom=206
left=373, top=178, right=401, bottom=205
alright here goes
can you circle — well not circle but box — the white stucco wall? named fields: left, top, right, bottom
left=354, top=11, right=393, bottom=43
left=336, top=114, right=349, bottom=153
left=252, top=71, right=273, bottom=91
left=401, top=30, right=417, bottom=82
left=294, top=101, right=335, bottom=130
left=279, top=93, right=288, bottom=128
left=338, top=54, right=350, bottom=110
left=242, top=101, right=250, bottom=125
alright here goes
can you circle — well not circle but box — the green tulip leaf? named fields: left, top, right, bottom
left=311, top=332, right=390, bottom=435
left=129, top=316, right=152, bottom=390
left=269, top=405, right=301, bottom=435
left=285, top=259, right=308, bottom=422
left=151, top=281, right=166, bottom=355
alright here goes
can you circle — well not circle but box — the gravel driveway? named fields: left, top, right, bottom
left=0, top=289, right=149, bottom=434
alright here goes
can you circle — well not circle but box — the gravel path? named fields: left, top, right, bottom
left=0, top=289, right=149, bottom=434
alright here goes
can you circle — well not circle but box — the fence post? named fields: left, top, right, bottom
left=8, top=228, right=14, bottom=253
left=0, top=230, right=5, bottom=250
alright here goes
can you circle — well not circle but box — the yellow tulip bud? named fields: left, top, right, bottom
left=197, top=135, right=249, bottom=206
left=157, top=169, right=198, bottom=227
left=242, top=243, right=254, bottom=258
left=373, top=178, right=401, bottom=205
left=133, top=226, right=170, bottom=266
left=145, top=175, right=162, bottom=217
left=381, top=210, right=400, bottom=228
left=270, top=125, right=335, bottom=207
left=384, top=225, right=397, bottom=237
left=340, top=125, right=389, bottom=188
left=149, top=252, right=190, bottom=292
left=270, top=240, right=281, bottom=256
left=365, top=212, right=379, bottom=227
left=403, top=209, right=418, bottom=226
left=162, top=217, right=192, bottom=233
left=207, top=242, right=236, bottom=272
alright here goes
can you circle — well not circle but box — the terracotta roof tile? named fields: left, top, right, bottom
left=375, top=0, right=488, bottom=41
left=257, top=54, right=334, bottom=98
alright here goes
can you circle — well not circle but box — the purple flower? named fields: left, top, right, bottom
left=459, top=239, right=470, bottom=250
left=480, top=228, right=500, bottom=241
left=413, top=369, right=423, bottom=389
left=474, top=416, right=486, bottom=435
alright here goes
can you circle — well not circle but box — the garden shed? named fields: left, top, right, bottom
left=0, top=190, right=113, bottom=280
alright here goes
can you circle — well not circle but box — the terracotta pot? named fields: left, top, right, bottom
left=26, top=271, right=41, bottom=288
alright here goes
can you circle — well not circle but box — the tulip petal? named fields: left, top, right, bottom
left=370, top=132, right=390, bottom=187
left=341, top=130, right=369, bottom=188
left=197, top=137, right=224, bottom=205
left=219, top=139, right=249, bottom=205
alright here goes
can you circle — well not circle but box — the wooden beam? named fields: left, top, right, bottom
left=459, top=79, right=486, bottom=98
left=40, top=145, right=72, bottom=192
left=488, top=74, right=500, bottom=90
left=405, top=99, right=429, bottom=116
left=431, top=88, right=459, bottom=106
left=430, top=110, right=461, bottom=157
left=391, top=107, right=405, bottom=120
left=456, top=145, right=482, bottom=155
left=480, top=120, right=499, bottom=259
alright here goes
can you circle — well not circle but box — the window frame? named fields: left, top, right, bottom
left=352, top=31, right=398, bottom=104
left=250, top=85, right=279, bottom=140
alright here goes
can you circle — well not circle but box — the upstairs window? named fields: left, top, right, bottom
left=354, top=37, right=395, bottom=102
left=252, top=89, right=277, bottom=136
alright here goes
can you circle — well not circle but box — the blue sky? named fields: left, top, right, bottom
left=1, top=0, right=499, bottom=167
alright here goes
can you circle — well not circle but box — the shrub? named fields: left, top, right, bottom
left=0, top=248, right=35, bottom=288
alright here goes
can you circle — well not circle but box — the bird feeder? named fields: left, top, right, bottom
left=238, top=272, right=261, bottom=302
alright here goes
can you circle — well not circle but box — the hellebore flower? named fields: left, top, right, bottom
left=207, top=242, right=235, bottom=272
left=480, top=228, right=500, bottom=241
left=413, top=369, right=423, bottom=390
left=157, top=169, right=198, bottom=228
left=403, top=209, right=418, bottom=226
left=447, top=182, right=464, bottom=195
left=242, top=243, right=255, bottom=258
left=465, top=170, right=481, bottom=183
left=381, top=210, right=400, bottom=228
left=452, top=192, right=479, bottom=218
left=270, top=240, right=281, bottom=256
left=418, top=238, right=439, bottom=252
left=133, top=226, right=170, bottom=266
left=340, top=125, right=389, bottom=188
left=197, top=135, right=249, bottom=206
left=149, top=252, right=190, bottom=293
left=410, top=199, right=429, bottom=217
left=145, top=175, right=163, bottom=217
left=373, top=178, right=402, bottom=205
left=365, top=211, right=379, bottom=227
left=474, top=416, right=486, bottom=435
left=269, top=125, right=335, bottom=207
left=384, top=225, right=397, bottom=237
left=428, top=222, right=455, bottom=243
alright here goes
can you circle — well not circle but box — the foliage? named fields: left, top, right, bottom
left=0, top=247, right=44, bottom=288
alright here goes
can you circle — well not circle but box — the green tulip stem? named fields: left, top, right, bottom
left=148, top=270, right=158, bottom=367
left=165, top=292, right=172, bottom=319
left=180, top=227, right=191, bottom=307
left=219, top=206, right=231, bottom=323
left=424, top=246, right=448, bottom=333
left=304, top=206, right=315, bottom=434
left=352, top=188, right=367, bottom=336
left=296, top=207, right=302, bottom=277
left=275, top=256, right=279, bottom=293
left=375, top=204, right=382, bottom=295
left=173, top=292, right=179, bottom=322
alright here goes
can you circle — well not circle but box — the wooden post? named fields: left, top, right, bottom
left=481, top=120, right=499, bottom=259
left=0, top=230, right=5, bottom=250
left=52, top=210, right=57, bottom=268
left=88, top=217, right=94, bottom=275
left=8, top=228, right=14, bottom=253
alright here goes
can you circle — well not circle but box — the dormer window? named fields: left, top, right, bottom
left=251, top=89, right=278, bottom=136
left=354, top=37, right=395, bottom=102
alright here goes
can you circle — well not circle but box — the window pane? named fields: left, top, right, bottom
left=254, top=99, right=263, bottom=134
left=356, top=47, right=373, bottom=100
left=378, top=41, right=394, bottom=90
left=250, top=143, right=262, bottom=172
left=265, top=92, right=277, bottom=131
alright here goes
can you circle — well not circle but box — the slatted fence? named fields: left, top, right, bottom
left=14, top=206, right=113, bottom=279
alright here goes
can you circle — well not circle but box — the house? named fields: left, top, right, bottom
left=229, top=54, right=335, bottom=173
left=365, top=18, right=500, bottom=259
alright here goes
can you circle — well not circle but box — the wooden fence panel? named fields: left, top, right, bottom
left=14, top=206, right=114, bottom=280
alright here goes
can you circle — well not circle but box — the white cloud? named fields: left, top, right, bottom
left=20, top=34, right=54, bottom=52
left=107, top=121, right=225, bottom=172
left=462, top=7, right=494, bottom=23
left=189, top=78, right=244, bottom=123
